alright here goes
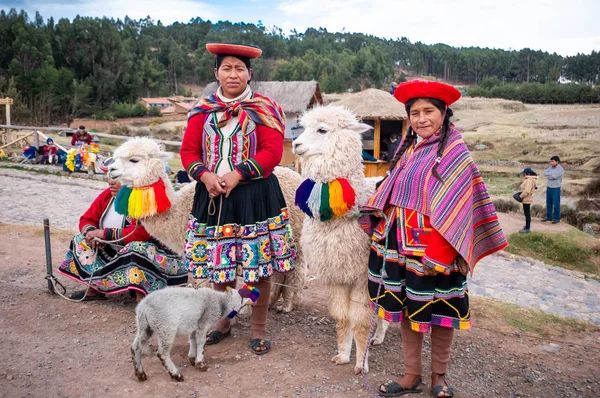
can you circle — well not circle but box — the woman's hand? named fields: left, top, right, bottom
left=422, top=263, right=437, bottom=276
left=84, top=229, right=105, bottom=249
left=200, top=172, right=226, bottom=198
left=456, top=256, right=469, bottom=276
left=221, top=170, right=242, bottom=198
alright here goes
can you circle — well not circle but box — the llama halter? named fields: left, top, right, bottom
left=226, top=285, right=261, bottom=319
left=115, top=179, right=171, bottom=218
left=294, top=178, right=356, bottom=222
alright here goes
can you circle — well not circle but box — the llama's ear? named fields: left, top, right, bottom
left=225, top=286, right=233, bottom=292
left=348, top=122, right=373, bottom=135
left=156, top=151, right=174, bottom=161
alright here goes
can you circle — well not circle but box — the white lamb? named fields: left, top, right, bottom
left=293, top=105, right=389, bottom=374
left=131, top=286, right=257, bottom=382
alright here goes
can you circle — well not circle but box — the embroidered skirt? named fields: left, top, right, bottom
left=185, top=173, right=295, bottom=284
left=368, top=218, right=471, bottom=332
left=58, top=234, right=188, bottom=295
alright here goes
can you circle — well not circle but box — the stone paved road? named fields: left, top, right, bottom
left=1, top=168, right=599, bottom=325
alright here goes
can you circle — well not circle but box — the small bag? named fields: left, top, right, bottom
left=513, top=192, right=523, bottom=203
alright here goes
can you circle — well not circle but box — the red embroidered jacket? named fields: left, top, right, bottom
left=180, top=100, right=284, bottom=182
left=79, top=188, right=152, bottom=245
left=373, top=207, right=458, bottom=275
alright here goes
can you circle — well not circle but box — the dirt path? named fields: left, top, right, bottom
left=1, top=224, right=599, bottom=398
left=1, top=168, right=599, bottom=397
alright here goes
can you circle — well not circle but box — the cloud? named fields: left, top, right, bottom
left=4, top=0, right=598, bottom=55
left=275, top=0, right=600, bottom=56
left=13, top=0, right=220, bottom=24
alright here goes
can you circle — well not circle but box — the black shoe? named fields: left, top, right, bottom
left=541, top=218, right=551, bottom=222
left=552, top=220, right=560, bottom=224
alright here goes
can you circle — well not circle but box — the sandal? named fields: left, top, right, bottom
left=69, top=290, right=105, bottom=301
left=431, top=385, right=454, bottom=398
left=378, top=377, right=423, bottom=397
left=431, top=374, right=454, bottom=398
left=250, top=338, right=271, bottom=355
left=205, top=329, right=231, bottom=346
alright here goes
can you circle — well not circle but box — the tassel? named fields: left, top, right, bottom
left=319, top=182, right=332, bottom=222
left=142, top=186, right=158, bottom=217
left=128, top=188, right=143, bottom=218
left=152, top=180, right=172, bottom=213
left=295, top=179, right=315, bottom=218
left=239, top=284, right=261, bottom=303
left=328, top=179, right=347, bottom=218
left=307, top=182, right=322, bottom=220
left=337, top=178, right=356, bottom=210
left=115, top=186, right=132, bottom=215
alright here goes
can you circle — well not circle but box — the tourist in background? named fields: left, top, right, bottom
left=518, top=168, right=538, bottom=233
left=542, top=156, right=564, bottom=224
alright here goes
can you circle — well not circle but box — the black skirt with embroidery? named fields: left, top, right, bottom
left=185, top=174, right=295, bottom=284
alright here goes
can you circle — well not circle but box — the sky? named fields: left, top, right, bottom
left=2, top=0, right=599, bottom=56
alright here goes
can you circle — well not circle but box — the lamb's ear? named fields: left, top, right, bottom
left=348, top=122, right=373, bottom=135
left=242, top=298, right=253, bottom=306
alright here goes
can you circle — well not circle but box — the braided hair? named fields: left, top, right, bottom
left=388, top=97, right=454, bottom=182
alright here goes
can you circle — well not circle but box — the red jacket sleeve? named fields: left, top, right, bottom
left=71, top=135, right=77, bottom=146
left=79, top=188, right=111, bottom=235
left=180, top=113, right=209, bottom=181
left=235, top=124, right=283, bottom=181
left=102, top=220, right=152, bottom=245
left=423, top=227, right=459, bottom=275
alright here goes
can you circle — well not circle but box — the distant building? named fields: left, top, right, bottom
left=558, top=76, right=574, bottom=84
left=139, top=98, right=174, bottom=108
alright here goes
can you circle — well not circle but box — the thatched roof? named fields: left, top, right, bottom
left=200, top=81, right=322, bottom=114
left=331, top=88, right=407, bottom=120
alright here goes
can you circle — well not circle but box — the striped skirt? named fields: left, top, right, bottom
left=367, top=218, right=471, bottom=332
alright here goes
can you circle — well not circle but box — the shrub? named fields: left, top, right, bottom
left=148, top=107, right=162, bottom=117
left=466, top=82, right=600, bottom=104
left=110, top=103, right=151, bottom=118
left=95, top=111, right=116, bottom=121
left=493, top=199, right=521, bottom=213
left=576, top=198, right=600, bottom=212
left=109, top=125, right=133, bottom=136
left=531, top=204, right=545, bottom=218
left=582, top=179, right=600, bottom=198
left=560, top=205, right=578, bottom=226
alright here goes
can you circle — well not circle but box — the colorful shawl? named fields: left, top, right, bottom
left=359, top=128, right=507, bottom=272
left=188, top=92, right=286, bottom=136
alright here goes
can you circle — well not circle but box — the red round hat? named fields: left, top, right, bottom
left=205, top=42, right=262, bottom=59
left=393, top=79, right=461, bottom=106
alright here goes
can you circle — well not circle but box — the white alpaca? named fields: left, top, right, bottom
left=131, top=286, right=254, bottom=381
left=293, top=105, right=388, bottom=375
left=106, top=138, right=305, bottom=311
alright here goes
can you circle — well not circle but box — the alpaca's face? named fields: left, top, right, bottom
left=293, top=105, right=371, bottom=182
left=108, top=137, right=172, bottom=188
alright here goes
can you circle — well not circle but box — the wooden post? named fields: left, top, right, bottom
left=35, top=129, right=40, bottom=149
left=373, top=119, right=381, bottom=160
left=0, top=97, right=13, bottom=126
left=401, top=119, right=408, bottom=140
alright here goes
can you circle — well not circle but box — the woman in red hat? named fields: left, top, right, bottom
left=360, top=80, right=507, bottom=397
left=180, top=42, right=295, bottom=355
